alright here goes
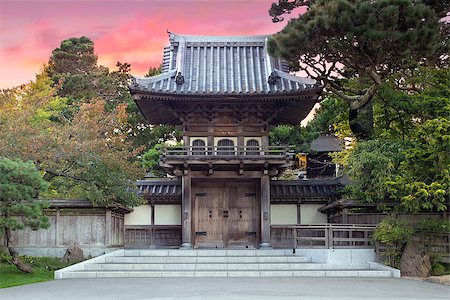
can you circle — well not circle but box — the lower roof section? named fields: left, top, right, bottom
left=135, top=178, right=342, bottom=204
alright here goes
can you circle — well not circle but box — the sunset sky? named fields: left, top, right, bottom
left=0, top=0, right=302, bottom=89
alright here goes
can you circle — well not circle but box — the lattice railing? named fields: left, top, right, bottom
left=271, top=224, right=376, bottom=249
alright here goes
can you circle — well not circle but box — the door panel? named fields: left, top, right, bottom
left=227, top=184, right=258, bottom=247
left=194, top=187, right=225, bottom=248
left=194, top=181, right=258, bottom=248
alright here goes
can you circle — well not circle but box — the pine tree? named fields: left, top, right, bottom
left=0, top=157, right=49, bottom=273
left=268, top=0, right=443, bottom=138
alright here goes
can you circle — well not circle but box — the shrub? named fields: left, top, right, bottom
left=431, top=262, right=449, bottom=276
left=372, top=217, right=414, bottom=268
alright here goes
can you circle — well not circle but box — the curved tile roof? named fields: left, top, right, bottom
left=130, top=32, right=320, bottom=96
left=135, top=178, right=342, bottom=204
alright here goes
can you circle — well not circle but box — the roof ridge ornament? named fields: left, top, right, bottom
left=175, top=72, right=185, bottom=85
left=268, top=71, right=278, bottom=85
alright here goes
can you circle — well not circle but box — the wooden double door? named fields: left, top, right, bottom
left=193, top=181, right=259, bottom=248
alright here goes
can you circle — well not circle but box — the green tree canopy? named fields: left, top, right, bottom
left=0, top=74, right=144, bottom=207
left=268, top=0, right=443, bottom=138
left=0, top=157, right=49, bottom=273
left=336, top=68, right=450, bottom=212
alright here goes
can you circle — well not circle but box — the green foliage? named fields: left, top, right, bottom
left=307, top=97, right=350, bottom=136
left=431, top=262, right=450, bottom=276
left=0, top=252, right=75, bottom=288
left=415, top=218, right=450, bottom=241
left=372, top=217, right=414, bottom=267
left=142, top=144, right=164, bottom=177
left=345, top=140, right=405, bottom=204
left=145, top=64, right=162, bottom=77
left=269, top=0, right=440, bottom=73
left=0, top=78, right=145, bottom=207
left=269, top=0, right=443, bottom=138
left=269, top=125, right=317, bottom=150
left=338, top=67, right=449, bottom=213
left=373, top=217, right=414, bottom=245
left=0, top=157, right=49, bottom=231
left=269, top=97, right=348, bottom=150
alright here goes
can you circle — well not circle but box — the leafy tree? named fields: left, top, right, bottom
left=46, top=37, right=180, bottom=154
left=336, top=67, right=449, bottom=212
left=269, top=97, right=349, bottom=151
left=268, top=0, right=443, bottom=138
left=0, top=157, right=49, bottom=273
left=269, top=125, right=316, bottom=150
left=0, top=74, right=144, bottom=207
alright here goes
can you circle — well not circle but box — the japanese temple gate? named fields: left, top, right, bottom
left=130, top=32, right=324, bottom=249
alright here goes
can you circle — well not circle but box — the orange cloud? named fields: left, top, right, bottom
left=0, top=0, right=294, bottom=88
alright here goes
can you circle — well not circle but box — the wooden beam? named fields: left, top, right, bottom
left=259, top=175, right=272, bottom=248
left=180, top=175, right=193, bottom=249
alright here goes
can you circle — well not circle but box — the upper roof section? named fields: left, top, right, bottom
left=130, top=32, right=320, bottom=96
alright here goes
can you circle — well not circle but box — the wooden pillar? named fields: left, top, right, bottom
left=105, top=209, right=112, bottom=246
left=297, top=203, right=301, bottom=225
left=180, top=175, right=193, bottom=249
left=259, top=175, right=272, bottom=248
left=150, top=202, right=155, bottom=248
left=55, top=208, right=60, bottom=246
left=342, top=208, right=348, bottom=224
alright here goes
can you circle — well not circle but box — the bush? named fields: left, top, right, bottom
left=431, top=262, right=450, bottom=276
left=0, top=251, right=74, bottom=271
left=372, top=217, right=414, bottom=268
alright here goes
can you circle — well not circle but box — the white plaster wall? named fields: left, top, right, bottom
left=300, top=204, right=327, bottom=224
left=271, top=204, right=297, bottom=225
left=124, top=205, right=151, bottom=225
left=154, top=205, right=181, bottom=225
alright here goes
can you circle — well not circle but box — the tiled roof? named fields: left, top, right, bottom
left=310, top=135, right=344, bottom=152
left=136, top=180, right=181, bottom=198
left=270, top=178, right=342, bottom=201
left=135, top=178, right=341, bottom=203
left=130, top=32, right=320, bottom=96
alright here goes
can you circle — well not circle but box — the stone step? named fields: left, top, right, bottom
left=105, top=255, right=311, bottom=264
left=123, top=249, right=295, bottom=257
left=60, top=269, right=393, bottom=279
left=85, top=262, right=369, bottom=271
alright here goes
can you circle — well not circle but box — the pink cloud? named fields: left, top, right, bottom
left=0, top=0, right=295, bottom=88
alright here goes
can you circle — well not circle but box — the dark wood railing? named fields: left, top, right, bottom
left=124, top=225, right=181, bottom=248
left=271, top=224, right=376, bottom=249
left=162, top=146, right=292, bottom=158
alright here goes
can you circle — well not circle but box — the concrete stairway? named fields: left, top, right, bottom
left=55, top=249, right=398, bottom=279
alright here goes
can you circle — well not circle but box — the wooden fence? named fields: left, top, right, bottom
left=271, top=224, right=376, bottom=249
left=329, top=212, right=447, bottom=225
left=124, top=225, right=181, bottom=248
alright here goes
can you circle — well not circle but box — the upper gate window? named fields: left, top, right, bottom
left=191, top=138, right=206, bottom=155
left=245, top=139, right=260, bottom=155
left=217, top=139, right=235, bottom=155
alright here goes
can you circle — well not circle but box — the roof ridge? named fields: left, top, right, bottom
left=168, top=31, right=270, bottom=43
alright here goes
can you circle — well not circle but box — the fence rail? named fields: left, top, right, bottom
left=162, top=146, right=292, bottom=158
left=271, top=224, right=376, bottom=249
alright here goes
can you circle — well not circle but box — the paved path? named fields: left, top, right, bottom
left=1, top=277, right=449, bottom=300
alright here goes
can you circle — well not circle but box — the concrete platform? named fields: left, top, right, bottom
left=55, top=249, right=399, bottom=279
